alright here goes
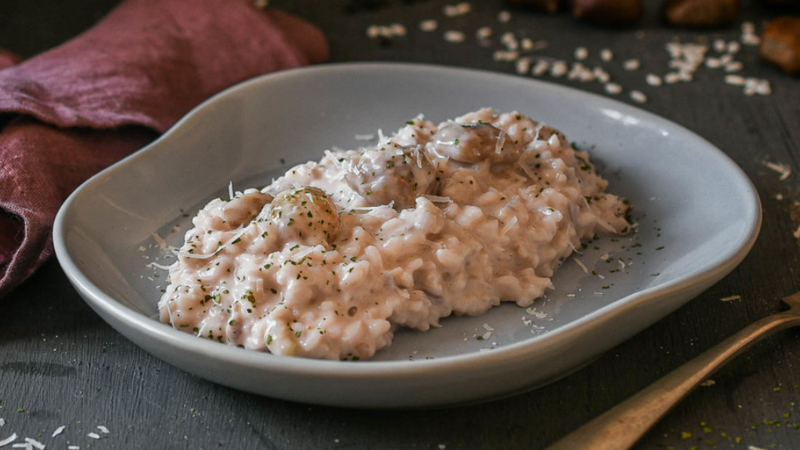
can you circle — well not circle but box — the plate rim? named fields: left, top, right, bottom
left=53, top=62, right=762, bottom=384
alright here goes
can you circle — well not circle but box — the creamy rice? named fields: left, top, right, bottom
left=158, top=108, right=630, bottom=360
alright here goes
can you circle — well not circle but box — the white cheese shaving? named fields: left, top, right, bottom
left=482, top=323, right=494, bottom=331
left=762, top=161, right=791, bottom=181
left=176, top=226, right=249, bottom=259
left=423, top=195, right=452, bottom=203
left=147, top=262, right=172, bottom=271
left=0, top=420, right=4, bottom=427
left=52, top=426, right=65, bottom=437
left=24, top=439, right=44, bottom=450
left=87, top=433, right=100, bottom=440
left=10, top=444, right=29, bottom=450
left=517, top=161, right=537, bottom=180
left=525, top=307, right=548, bottom=319
left=97, top=426, right=110, bottom=434
left=596, top=219, right=617, bottom=233
left=151, top=232, right=169, bottom=250
left=501, top=216, right=518, bottom=235
left=495, top=131, right=506, bottom=155
left=573, top=258, right=588, bottom=274
left=0, top=434, right=17, bottom=447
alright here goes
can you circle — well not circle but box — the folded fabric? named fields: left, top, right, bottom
left=0, top=0, right=328, bottom=298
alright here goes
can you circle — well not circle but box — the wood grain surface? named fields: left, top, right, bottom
left=1, top=1, right=798, bottom=449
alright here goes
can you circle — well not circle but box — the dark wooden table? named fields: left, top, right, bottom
left=2, top=1, right=799, bottom=449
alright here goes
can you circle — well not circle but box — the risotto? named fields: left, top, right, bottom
left=158, top=108, right=630, bottom=360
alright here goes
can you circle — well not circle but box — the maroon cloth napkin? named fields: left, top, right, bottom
left=0, top=0, right=328, bottom=297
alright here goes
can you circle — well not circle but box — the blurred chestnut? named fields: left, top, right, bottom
left=572, top=0, right=643, bottom=27
left=759, top=17, right=800, bottom=74
left=664, top=0, right=740, bottom=28
left=505, top=0, right=562, bottom=13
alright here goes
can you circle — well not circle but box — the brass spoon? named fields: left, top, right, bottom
left=548, top=291, right=800, bottom=450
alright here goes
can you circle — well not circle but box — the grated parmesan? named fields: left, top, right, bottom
left=573, top=258, right=589, bottom=273
left=762, top=161, right=791, bottom=181
left=24, top=439, right=44, bottom=450
left=0, top=434, right=17, bottom=448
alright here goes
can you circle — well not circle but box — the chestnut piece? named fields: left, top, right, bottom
left=664, top=0, right=740, bottom=28
left=759, top=17, right=800, bottom=75
left=505, top=0, right=561, bottom=13
left=572, top=0, right=644, bottom=27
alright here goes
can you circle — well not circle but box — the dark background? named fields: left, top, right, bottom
left=1, top=1, right=799, bottom=449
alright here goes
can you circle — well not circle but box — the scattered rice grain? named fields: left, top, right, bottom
left=516, top=57, right=532, bottom=74
left=724, top=75, right=745, bottom=86
left=419, top=19, right=437, bottom=32
left=493, top=50, right=519, bottom=62
left=443, top=2, right=471, bottom=17
left=498, top=10, right=511, bottom=23
left=623, top=59, right=640, bottom=71
left=646, top=74, right=662, bottom=86
left=443, top=31, right=465, bottom=43
left=531, top=60, right=550, bottom=76
left=390, top=23, right=406, bottom=37
left=551, top=61, right=568, bottom=77
left=574, top=47, right=588, bottom=60
left=720, top=295, right=742, bottom=302
left=604, top=83, right=622, bottom=95
left=705, top=58, right=723, bottom=69
left=629, top=90, right=647, bottom=103
left=664, top=72, right=681, bottom=84
left=724, top=61, right=743, bottom=72
left=521, top=38, right=534, bottom=51
left=600, top=49, right=613, bottom=62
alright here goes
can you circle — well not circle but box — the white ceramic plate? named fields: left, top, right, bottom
left=54, top=63, right=760, bottom=408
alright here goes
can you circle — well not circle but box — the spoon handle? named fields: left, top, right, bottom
left=547, top=312, right=800, bottom=450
